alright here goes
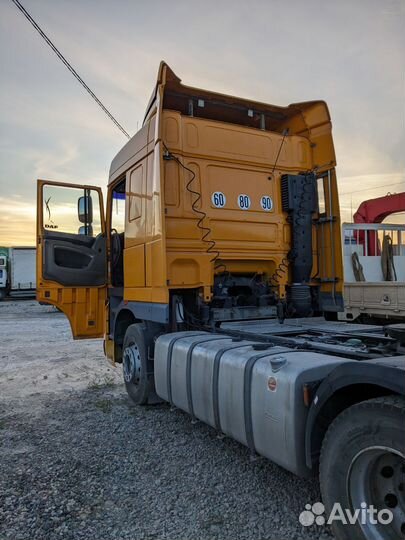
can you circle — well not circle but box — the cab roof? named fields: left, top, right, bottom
left=109, top=62, right=333, bottom=184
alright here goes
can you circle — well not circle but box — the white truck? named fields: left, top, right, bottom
left=0, top=247, right=36, bottom=299
left=0, top=251, right=7, bottom=299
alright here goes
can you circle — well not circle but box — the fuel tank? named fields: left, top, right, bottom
left=154, top=331, right=350, bottom=477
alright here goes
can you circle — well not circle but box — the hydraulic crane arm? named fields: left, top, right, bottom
left=354, top=192, right=405, bottom=223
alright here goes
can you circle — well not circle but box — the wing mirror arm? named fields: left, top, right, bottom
left=78, top=191, right=93, bottom=235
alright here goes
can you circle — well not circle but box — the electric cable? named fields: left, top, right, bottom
left=269, top=256, right=290, bottom=288
left=163, top=143, right=221, bottom=267
left=270, top=128, right=289, bottom=176
left=10, top=0, right=131, bottom=139
left=268, top=128, right=291, bottom=290
left=339, top=182, right=404, bottom=197
left=175, top=297, right=205, bottom=330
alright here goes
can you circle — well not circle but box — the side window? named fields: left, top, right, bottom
left=111, top=188, right=126, bottom=233
left=128, top=165, right=143, bottom=221
left=42, top=185, right=102, bottom=236
left=317, top=177, right=326, bottom=215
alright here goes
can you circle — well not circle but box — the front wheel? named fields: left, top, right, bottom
left=320, top=396, right=405, bottom=540
left=122, top=323, right=158, bottom=405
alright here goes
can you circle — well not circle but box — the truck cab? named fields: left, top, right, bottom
left=37, top=61, right=344, bottom=347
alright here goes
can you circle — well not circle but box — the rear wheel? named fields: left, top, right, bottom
left=320, top=396, right=405, bottom=540
left=122, top=323, right=159, bottom=405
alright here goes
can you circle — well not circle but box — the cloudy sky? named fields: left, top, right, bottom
left=0, top=0, right=404, bottom=246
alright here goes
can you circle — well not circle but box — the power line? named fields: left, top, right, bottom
left=339, top=181, right=404, bottom=196
left=10, top=0, right=131, bottom=139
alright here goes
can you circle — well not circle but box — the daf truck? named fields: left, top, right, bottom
left=36, top=63, right=405, bottom=540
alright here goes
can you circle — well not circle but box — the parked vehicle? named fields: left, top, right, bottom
left=0, top=248, right=7, bottom=299
left=36, top=63, right=405, bottom=540
left=8, top=247, right=36, bottom=297
left=0, top=247, right=36, bottom=299
left=340, top=192, right=405, bottom=323
left=341, top=221, right=405, bottom=322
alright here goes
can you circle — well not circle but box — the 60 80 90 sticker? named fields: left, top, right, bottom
left=211, top=192, right=226, bottom=208
left=260, top=195, right=273, bottom=211
left=237, top=194, right=251, bottom=210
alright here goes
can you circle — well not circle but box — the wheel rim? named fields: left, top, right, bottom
left=123, top=343, right=141, bottom=385
left=347, top=445, right=405, bottom=540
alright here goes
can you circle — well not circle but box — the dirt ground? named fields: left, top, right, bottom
left=0, top=300, right=121, bottom=403
left=0, top=300, right=333, bottom=540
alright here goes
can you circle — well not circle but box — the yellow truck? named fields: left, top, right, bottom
left=36, top=63, right=405, bottom=540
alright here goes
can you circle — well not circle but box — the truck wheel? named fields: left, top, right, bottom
left=122, top=323, right=157, bottom=405
left=320, top=396, right=405, bottom=540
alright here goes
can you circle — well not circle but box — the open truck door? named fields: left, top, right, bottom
left=36, top=180, right=107, bottom=339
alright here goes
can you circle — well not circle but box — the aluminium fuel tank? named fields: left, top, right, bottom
left=154, top=331, right=350, bottom=477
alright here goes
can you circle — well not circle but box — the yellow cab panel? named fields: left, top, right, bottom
left=36, top=180, right=107, bottom=339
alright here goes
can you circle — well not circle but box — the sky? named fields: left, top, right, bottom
left=0, top=0, right=404, bottom=246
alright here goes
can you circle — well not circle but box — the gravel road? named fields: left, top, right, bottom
left=0, top=301, right=334, bottom=540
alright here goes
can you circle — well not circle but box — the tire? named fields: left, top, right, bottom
left=122, top=323, right=159, bottom=405
left=320, top=396, right=405, bottom=540
left=324, top=311, right=338, bottom=322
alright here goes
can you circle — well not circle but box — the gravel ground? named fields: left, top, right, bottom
left=0, top=300, right=334, bottom=540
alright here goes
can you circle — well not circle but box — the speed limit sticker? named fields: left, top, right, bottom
left=237, top=194, right=251, bottom=210
left=211, top=192, right=226, bottom=208
left=260, top=195, right=273, bottom=211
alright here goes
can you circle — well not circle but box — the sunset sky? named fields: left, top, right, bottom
left=0, top=0, right=404, bottom=246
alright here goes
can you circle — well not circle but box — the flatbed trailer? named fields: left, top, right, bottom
left=340, top=222, right=405, bottom=323
left=36, top=63, right=405, bottom=540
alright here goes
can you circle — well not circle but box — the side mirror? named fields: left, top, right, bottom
left=78, top=195, right=93, bottom=224
left=78, top=225, right=93, bottom=236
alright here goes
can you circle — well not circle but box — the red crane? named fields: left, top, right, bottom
left=354, top=192, right=405, bottom=224
left=353, top=192, right=405, bottom=256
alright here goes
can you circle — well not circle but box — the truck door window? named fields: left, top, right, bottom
left=43, top=185, right=102, bottom=236
left=110, top=180, right=126, bottom=287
